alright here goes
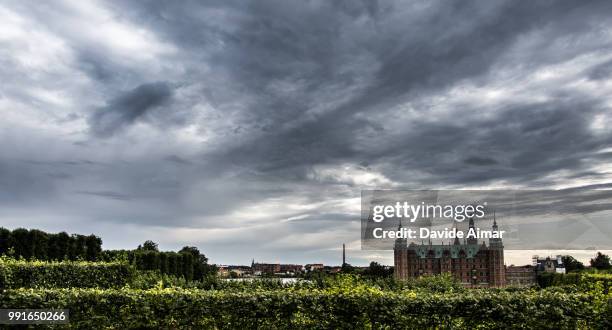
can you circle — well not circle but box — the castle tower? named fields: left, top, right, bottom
left=487, top=212, right=505, bottom=287
left=393, top=220, right=408, bottom=280
left=489, top=212, right=503, bottom=249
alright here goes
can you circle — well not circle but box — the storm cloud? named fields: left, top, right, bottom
left=1, top=0, right=612, bottom=265
left=89, top=82, right=173, bottom=137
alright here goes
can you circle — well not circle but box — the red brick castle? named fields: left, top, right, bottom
left=394, top=217, right=505, bottom=287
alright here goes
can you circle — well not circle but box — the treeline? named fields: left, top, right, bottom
left=339, top=262, right=394, bottom=278
left=100, top=244, right=216, bottom=281
left=0, top=229, right=216, bottom=281
left=0, top=227, right=101, bottom=261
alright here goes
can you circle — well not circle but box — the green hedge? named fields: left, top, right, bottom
left=538, top=272, right=612, bottom=293
left=583, top=273, right=612, bottom=293
left=537, top=272, right=581, bottom=287
left=0, top=259, right=135, bottom=289
left=0, top=288, right=609, bottom=329
left=101, top=249, right=215, bottom=281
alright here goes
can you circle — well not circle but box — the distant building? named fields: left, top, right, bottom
left=250, top=260, right=304, bottom=275
left=394, top=217, right=505, bottom=287
left=251, top=260, right=281, bottom=275
left=505, top=265, right=536, bottom=286
left=218, top=266, right=230, bottom=277
left=279, top=264, right=303, bottom=274
left=218, top=265, right=252, bottom=277
left=533, top=255, right=566, bottom=274
left=305, top=263, right=324, bottom=272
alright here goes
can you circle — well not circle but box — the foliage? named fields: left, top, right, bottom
left=340, top=263, right=355, bottom=273
left=178, top=246, right=217, bottom=280
left=0, top=286, right=608, bottom=329
left=335, top=262, right=394, bottom=279
left=537, top=272, right=581, bottom=288
left=362, top=262, right=394, bottom=278
left=1, top=228, right=609, bottom=328
left=0, top=229, right=215, bottom=282
left=127, top=272, right=464, bottom=293
left=100, top=248, right=217, bottom=281
left=591, top=252, right=612, bottom=270
left=537, top=272, right=612, bottom=293
left=562, top=255, right=585, bottom=272
left=304, top=273, right=462, bottom=293
left=581, top=273, right=612, bottom=293
left=0, top=227, right=102, bottom=261
left=137, top=240, right=159, bottom=252
left=0, top=261, right=610, bottom=329
left=0, top=257, right=134, bottom=289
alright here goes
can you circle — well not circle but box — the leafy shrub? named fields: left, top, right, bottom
left=538, top=272, right=612, bottom=293
left=0, top=287, right=608, bottom=329
left=0, top=258, right=134, bottom=289
left=537, top=272, right=581, bottom=287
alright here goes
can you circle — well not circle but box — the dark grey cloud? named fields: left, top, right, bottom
left=2, top=0, right=612, bottom=265
left=164, top=155, right=192, bottom=165
left=588, top=59, right=612, bottom=80
left=464, top=157, right=498, bottom=166
left=89, top=82, right=173, bottom=137
left=75, top=190, right=133, bottom=201
left=149, top=0, right=612, bottom=187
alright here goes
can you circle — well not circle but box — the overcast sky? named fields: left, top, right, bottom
left=2, top=0, right=612, bottom=266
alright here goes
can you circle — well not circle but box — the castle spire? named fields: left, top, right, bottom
left=467, top=217, right=478, bottom=245
left=453, top=220, right=460, bottom=245
left=489, top=211, right=503, bottom=249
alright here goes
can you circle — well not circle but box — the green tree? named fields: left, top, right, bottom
left=0, top=227, right=10, bottom=255
left=85, top=235, right=102, bottom=261
left=562, top=255, right=584, bottom=272
left=29, top=229, right=49, bottom=260
left=73, top=235, right=88, bottom=260
left=590, top=252, right=611, bottom=270
left=47, top=234, right=61, bottom=260
left=139, top=240, right=159, bottom=252
left=180, top=246, right=216, bottom=280
left=55, top=232, right=70, bottom=260
left=340, top=263, right=356, bottom=274
left=10, top=228, right=31, bottom=259
left=363, top=261, right=394, bottom=278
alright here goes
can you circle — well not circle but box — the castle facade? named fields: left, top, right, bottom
left=393, top=217, right=505, bottom=287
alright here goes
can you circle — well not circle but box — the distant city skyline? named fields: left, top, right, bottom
left=2, top=1, right=612, bottom=266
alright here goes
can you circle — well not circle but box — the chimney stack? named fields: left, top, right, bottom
left=342, top=243, right=346, bottom=266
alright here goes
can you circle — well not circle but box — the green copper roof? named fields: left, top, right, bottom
left=413, top=244, right=481, bottom=259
